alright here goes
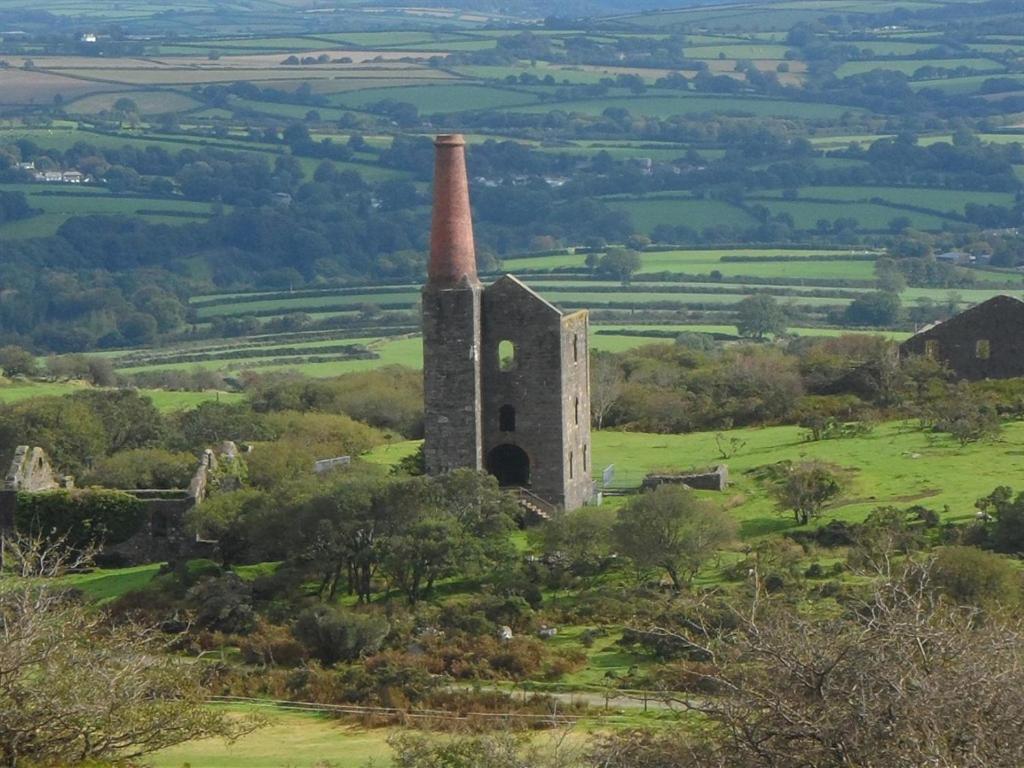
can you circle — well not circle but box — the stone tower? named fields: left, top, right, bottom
left=422, top=134, right=594, bottom=511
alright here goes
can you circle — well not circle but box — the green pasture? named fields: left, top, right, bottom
left=902, top=287, right=1024, bottom=305
left=506, top=93, right=858, bottom=120
left=756, top=199, right=953, bottom=230
left=606, top=197, right=756, bottom=234
left=0, top=379, right=241, bottom=410
left=683, top=43, right=793, bottom=59
left=329, top=83, right=541, bottom=112
left=910, top=74, right=1024, bottom=94
left=152, top=708, right=396, bottom=768
left=835, top=58, right=1003, bottom=78
left=592, top=421, right=1024, bottom=535
left=194, top=291, right=418, bottom=319
left=119, top=336, right=424, bottom=377
left=503, top=247, right=877, bottom=277
left=0, top=187, right=217, bottom=237
left=3, top=189, right=217, bottom=218
left=65, top=90, right=203, bottom=115
left=61, top=563, right=162, bottom=603
left=855, top=40, right=951, bottom=55
left=758, top=186, right=1017, bottom=214
left=369, top=419, right=1024, bottom=536
left=592, top=323, right=910, bottom=341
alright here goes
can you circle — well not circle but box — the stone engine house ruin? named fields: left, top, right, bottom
left=422, top=134, right=595, bottom=511
left=900, top=295, right=1024, bottom=381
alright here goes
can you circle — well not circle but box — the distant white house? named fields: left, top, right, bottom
left=32, top=169, right=90, bottom=184
left=81, top=33, right=97, bottom=43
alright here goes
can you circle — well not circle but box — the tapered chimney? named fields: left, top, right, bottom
left=429, top=134, right=478, bottom=285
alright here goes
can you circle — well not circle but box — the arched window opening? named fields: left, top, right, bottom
left=486, top=444, right=530, bottom=487
left=499, top=340, right=516, bottom=371
left=499, top=404, right=516, bottom=432
left=976, top=339, right=991, bottom=360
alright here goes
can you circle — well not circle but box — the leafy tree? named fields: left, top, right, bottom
left=186, top=488, right=277, bottom=564
left=70, top=389, right=165, bottom=453
left=612, top=485, right=736, bottom=589
left=594, top=562, right=1024, bottom=768
left=0, top=397, right=108, bottom=474
left=385, top=732, right=576, bottom=768
left=736, top=294, right=787, bottom=339
left=874, top=257, right=907, bottom=293
left=598, top=247, right=642, bottom=284
left=0, top=585, right=253, bottom=766
left=590, top=353, right=624, bottom=430
left=977, top=486, right=1024, bottom=554
left=771, top=461, right=843, bottom=525
left=930, top=382, right=1001, bottom=446
left=83, top=448, right=195, bottom=489
left=533, top=506, right=615, bottom=588
left=843, top=291, right=902, bottom=326
left=0, top=346, right=37, bottom=378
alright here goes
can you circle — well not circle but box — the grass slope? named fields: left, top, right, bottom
left=370, top=420, right=1024, bottom=539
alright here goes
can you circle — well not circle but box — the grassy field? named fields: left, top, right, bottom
left=606, top=197, right=757, bottom=233
left=758, top=186, right=1018, bottom=213
left=152, top=708, right=396, bottom=768
left=61, top=563, right=162, bottom=603
left=835, top=58, right=1004, bottom=78
left=0, top=379, right=242, bottom=410
left=503, top=247, right=877, bottom=276
left=371, top=418, right=1024, bottom=538
left=757, top=199, right=953, bottom=230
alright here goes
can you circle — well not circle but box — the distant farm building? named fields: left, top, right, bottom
left=900, top=295, right=1024, bottom=380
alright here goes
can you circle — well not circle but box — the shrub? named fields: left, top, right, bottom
left=83, top=448, right=196, bottom=489
left=187, top=573, right=256, bottom=634
left=930, top=546, right=1021, bottom=608
left=293, top=606, right=389, bottom=665
left=14, top=489, right=146, bottom=546
left=238, top=620, right=307, bottom=666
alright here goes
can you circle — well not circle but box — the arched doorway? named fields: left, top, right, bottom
left=486, top=444, right=530, bottom=487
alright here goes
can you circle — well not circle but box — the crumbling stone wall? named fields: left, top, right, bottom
left=3, top=442, right=245, bottom=565
left=642, top=465, right=730, bottom=492
left=5, top=446, right=62, bottom=492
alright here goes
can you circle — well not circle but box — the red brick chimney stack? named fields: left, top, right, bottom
left=428, top=134, right=478, bottom=285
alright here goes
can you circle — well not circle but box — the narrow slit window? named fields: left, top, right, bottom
left=499, top=404, right=516, bottom=432
left=569, top=451, right=574, bottom=480
left=583, top=444, right=588, bottom=472
left=574, top=396, right=579, bottom=425
left=976, top=339, right=991, bottom=360
left=499, top=340, right=516, bottom=371
left=573, top=334, right=579, bottom=362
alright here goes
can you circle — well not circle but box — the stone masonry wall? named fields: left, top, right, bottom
left=900, top=295, right=1024, bottom=381
left=422, top=280, right=484, bottom=475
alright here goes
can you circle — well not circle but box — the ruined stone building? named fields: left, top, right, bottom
left=422, top=134, right=594, bottom=511
left=900, top=294, right=1024, bottom=381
